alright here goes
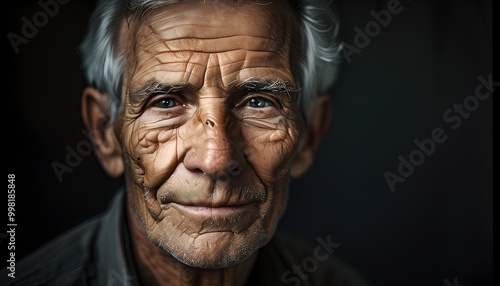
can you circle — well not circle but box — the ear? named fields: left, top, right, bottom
left=81, top=87, right=124, bottom=178
left=291, top=92, right=332, bottom=178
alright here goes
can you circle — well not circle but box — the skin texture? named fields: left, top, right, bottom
left=81, top=1, right=333, bottom=285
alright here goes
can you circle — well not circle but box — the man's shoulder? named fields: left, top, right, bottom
left=0, top=214, right=105, bottom=285
left=255, top=230, right=371, bottom=286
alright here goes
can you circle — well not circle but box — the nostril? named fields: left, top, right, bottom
left=205, top=119, right=215, bottom=128
left=223, top=159, right=241, bottom=175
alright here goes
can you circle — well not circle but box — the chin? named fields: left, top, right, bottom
left=155, top=230, right=269, bottom=269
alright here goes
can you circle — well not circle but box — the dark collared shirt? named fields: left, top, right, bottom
left=1, top=188, right=370, bottom=286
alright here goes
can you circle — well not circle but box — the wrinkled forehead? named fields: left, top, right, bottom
left=119, top=0, right=299, bottom=65
left=144, top=1, right=295, bottom=37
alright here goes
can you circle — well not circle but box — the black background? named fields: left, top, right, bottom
left=2, top=0, right=493, bottom=285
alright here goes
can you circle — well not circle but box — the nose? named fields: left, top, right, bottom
left=183, top=106, right=245, bottom=178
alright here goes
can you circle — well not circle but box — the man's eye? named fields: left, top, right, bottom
left=155, top=98, right=177, bottom=108
left=247, top=97, right=271, bottom=108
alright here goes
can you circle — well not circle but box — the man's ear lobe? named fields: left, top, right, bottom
left=81, top=87, right=124, bottom=178
left=291, top=92, right=333, bottom=178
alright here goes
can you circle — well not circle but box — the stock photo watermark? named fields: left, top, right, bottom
left=384, top=73, right=497, bottom=192
left=281, top=235, right=341, bottom=285
left=7, top=0, right=71, bottom=54
left=51, top=129, right=94, bottom=183
left=6, top=174, right=17, bottom=279
left=443, top=276, right=466, bottom=286
left=341, top=0, right=415, bottom=63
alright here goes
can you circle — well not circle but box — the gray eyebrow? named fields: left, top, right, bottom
left=128, top=81, right=186, bottom=99
left=237, top=78, right=299, bottom=97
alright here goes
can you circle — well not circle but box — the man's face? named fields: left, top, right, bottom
left=119, top=0, right=303, bottom=268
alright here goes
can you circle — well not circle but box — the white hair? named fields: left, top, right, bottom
left=78, top=0, right=343, bottom=122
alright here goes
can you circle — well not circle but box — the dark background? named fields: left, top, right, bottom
left=3, top=0, right=493, bottom=285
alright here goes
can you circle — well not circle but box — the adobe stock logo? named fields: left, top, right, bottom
left=51, top=129, right=94, bottom=183
left=342, top=0, right=411, bottom=63
left=384, top=73, right=497, bottom=192
left=281, top=235, right=341, bottom=285
left=7, top=0, right=71, bottom=54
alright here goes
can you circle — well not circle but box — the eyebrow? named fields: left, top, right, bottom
left=236, top=78, right=299, bottom=100
left=128, top=81, right=186, bottom=99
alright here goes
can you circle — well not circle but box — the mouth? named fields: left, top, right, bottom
left=157, top=184, right=266, bottom=213
left=169, top=202, right=257, bottom=218
left=166, top=201, right=261, bottom=233
left=155, top=182, right=266, bottom=225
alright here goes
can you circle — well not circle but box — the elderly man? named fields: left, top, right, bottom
left=2, top=0, right=370, bottom=285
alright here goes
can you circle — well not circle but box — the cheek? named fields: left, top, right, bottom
left=242, top=115, right=301, bottom=180
left=122, top=120, right=181, bottom=189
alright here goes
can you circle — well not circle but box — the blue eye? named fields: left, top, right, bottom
left=248, top=97, right=271, bottom=108
left=155, top=98, right=176, bottom=108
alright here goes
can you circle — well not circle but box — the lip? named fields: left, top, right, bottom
left=166, top=202, right=260, bottom=234
left=170, top=202, right=257, bottom=218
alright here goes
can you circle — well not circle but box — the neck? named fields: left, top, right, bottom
left=126, top=205, right=258, bottom=286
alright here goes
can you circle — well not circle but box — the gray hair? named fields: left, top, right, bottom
left=78, top=0, right=343, bottom=123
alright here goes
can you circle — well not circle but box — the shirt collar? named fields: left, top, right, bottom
left=95, top=187, right=140, bottom=286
